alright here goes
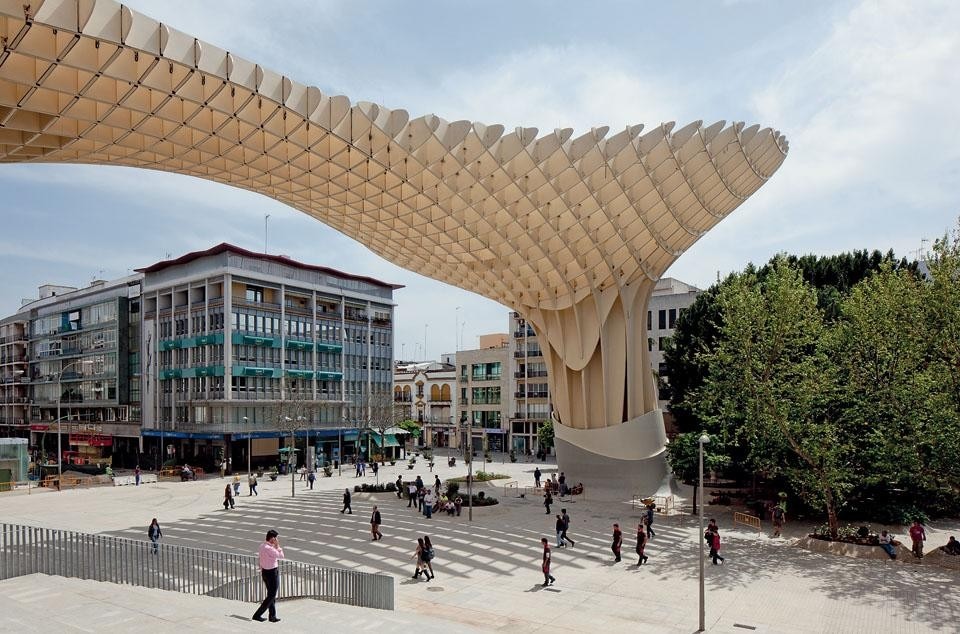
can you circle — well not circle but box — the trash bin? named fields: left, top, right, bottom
left=334, top=460, right=340, bottom=470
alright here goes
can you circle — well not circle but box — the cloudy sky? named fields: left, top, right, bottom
left=1, top=0, right=957, bottom=359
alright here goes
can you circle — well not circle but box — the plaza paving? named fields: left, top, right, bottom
left=1, top=456, right=957, bottom=633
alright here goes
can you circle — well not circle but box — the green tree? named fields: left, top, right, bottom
left=537, top=420, right=555, bottom=451
left=827, top=264, right=936, bottom=520
left=665, top=250, right=911, bottom=435
left=919, top=223, right=960, bottom=508
left=665, top=432, right=730, bottom=514
left=695, top=259, right=850, bottom=538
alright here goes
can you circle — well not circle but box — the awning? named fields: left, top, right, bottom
left=371, top=433, right=399, bottom=448
left=341, top=431, right=359, bottom=442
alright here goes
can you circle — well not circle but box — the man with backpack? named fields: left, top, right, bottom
left=772, top=504, right=786, bottom=538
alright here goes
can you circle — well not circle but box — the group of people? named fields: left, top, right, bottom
left=403, top=474, right=464, bottom=519
left=541, top=502, right=657, bottom=586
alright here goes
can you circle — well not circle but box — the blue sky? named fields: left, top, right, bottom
left=1, top=0, right=957, bottom=358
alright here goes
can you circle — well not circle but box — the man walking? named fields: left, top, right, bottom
left=135, top=465, right=141, bottom=486
left=772, top=504, right=786, bottom=538
left=612, top=523, right=623, bottom=562
left=408, top=481, right=418, bottom=508
left=544, top=490, right=553, bottom=515
left=248, top=473, right=259, bottom=496
left=252, top=529, right=284, bottom=623
left=635, top=523, right=648, bottom=565
left=909, top=519, right=926, bottom=560
left=645, top=503, right=656, bottom=539
left=307, top=470, right=315, bottom=490
left=540, top=538, right=556, bottom=586
left=396, top=475, right=404, bottom=499
left=560, top=508, right=575, bottom=547
left=341, top=488, right=352, bottom=514
left=534, top=466, right=541, bottom=488
left=371, top=505, right=383, bottom=540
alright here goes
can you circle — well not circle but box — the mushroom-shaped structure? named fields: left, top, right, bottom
left=0, top=0, right=788, bottom=494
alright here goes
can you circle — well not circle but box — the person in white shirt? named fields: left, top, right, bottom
left=423, top=488, right=436, bottom=519
left=878, top=530, right=897, bottom=560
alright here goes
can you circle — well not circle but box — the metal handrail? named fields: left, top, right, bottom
left=0, top=523, right=394, bottom=610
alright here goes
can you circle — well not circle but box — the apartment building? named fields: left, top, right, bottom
left=0, top=314, right=30, bottom=433
left=24, top=277, right=143, bottom=467
left=508, top=312, right=551, bottom=456
left=646, top=277, right=700, bottom=407
left=138, top=243, right=399, bottom=470
left=455, top=339, right=510, bottom=453
left=393, top=358, right=456, bottom=447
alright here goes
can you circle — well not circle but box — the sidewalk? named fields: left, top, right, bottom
left=1, top=458, right=957, bottom=633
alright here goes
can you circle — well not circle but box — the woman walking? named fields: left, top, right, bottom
left=421, top=536, right=436, bottom=580
left=148, top=518, right=162, bottom=554
left=223, top=483, right=235, bottom=510
left=709, top=528, right=724, bottom=565
left=544, top=490, right=553, bottom=515
left=635, top=524, right=648, bottom=565
left=411, top=537, right=428, bottom=580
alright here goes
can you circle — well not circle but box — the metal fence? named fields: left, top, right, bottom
left=0, top=523, right=393, bottom=610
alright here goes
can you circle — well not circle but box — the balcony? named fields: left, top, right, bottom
left=513, top=328, right=535, bottom=338
left=470, top=374, right=501, bottom=381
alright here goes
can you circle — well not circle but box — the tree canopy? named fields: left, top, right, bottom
left=665, top=234, right=959, bottom=525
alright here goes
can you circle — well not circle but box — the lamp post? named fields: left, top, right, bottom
left=698, top=433, right=711, bottom=632
left=467, top=448, right=473, bottom=522
left=242, top=416, right=250, bottom=475
left=56, top=359, right=93, bottom=491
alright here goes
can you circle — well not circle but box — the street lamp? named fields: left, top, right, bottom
left=242, top=416, right=250, bottom=475
left=698, top=433, right=710, bottom=632
left=57, top=358, right=94, bottom=491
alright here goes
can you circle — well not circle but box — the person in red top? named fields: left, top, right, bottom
left=612, top=523, right=623, bottom=562
left=252, top=529, right=285, bottom=622
left=540, top=538, right=555, bottom=586
left=909, top=520, right=926, bottom=560
left=709, top=528, right=724, bottom=565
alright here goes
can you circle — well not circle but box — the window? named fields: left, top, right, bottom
left=245, top=286, right=263, bottom=303
left=647, top=310, right=652, bottom=331
left=648, top=337, right=654, bottom=352
left=668, top=308, right=677, bottom=329
left=658, top=310, right=666, bottom=330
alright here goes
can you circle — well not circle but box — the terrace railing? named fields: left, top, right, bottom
left=0, top=523, right=393, bottom=610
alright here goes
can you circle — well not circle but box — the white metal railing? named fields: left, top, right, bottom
left=0, top=523, right=394, bottom=610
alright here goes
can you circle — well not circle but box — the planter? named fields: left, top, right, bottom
left=389, top=461, right=396, bottom=466
left=796, top=536, right=907, bottom=561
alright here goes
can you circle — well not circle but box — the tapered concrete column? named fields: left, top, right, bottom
left=527, top=280, right=669, bottom=496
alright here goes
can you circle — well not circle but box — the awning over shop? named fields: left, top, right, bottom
left=341, top=431, right=359, bottom=442
left=371, top=433, right=399, bottom=448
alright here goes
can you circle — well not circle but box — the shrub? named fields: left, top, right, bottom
left=446, top=481, right=460, bottom=499
left=463, top=493, right=498, bottom=507
left=353, top=483, right=397, bottom=493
